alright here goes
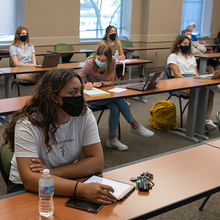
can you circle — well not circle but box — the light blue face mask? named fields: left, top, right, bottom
left=95, top=58, right=107, bottom=68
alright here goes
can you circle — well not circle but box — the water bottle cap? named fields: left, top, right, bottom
left=43, top=169, right=50, bottom=175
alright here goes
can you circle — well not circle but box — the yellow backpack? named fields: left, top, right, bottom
left=149, top=100, right=177, bottom=130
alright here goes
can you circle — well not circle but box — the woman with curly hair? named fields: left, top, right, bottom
left=167, top=35, right=216, bottom=131
left=2, top=68, right=117, bottom=204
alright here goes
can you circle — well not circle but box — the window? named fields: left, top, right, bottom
left=80, top=0, right=125, bottom=39
left=180, top=0, right=213, bottom=37
left=181, top=0, right=205, bottom=35
left=0, top=0, right=19, bottom=45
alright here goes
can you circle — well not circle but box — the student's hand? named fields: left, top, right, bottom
left=84, top=82, right=93, bottom=90
left=78, top=182, right=117, bottom=205
left=118, top=55, right=125, bottom=61
left=93, top=82, right=102, bottom=88
left=30, top=158, right=49, bottom=173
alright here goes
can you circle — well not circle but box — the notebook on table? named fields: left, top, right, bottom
left=83, top=175, right=135, bottom=201
left=126, top=71, right=165, bottom=91
left=35, top=54, right=60, bottom=68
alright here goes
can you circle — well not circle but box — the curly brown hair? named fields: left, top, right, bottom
left=171, top=35, right=193, bottom=56
left=12, top=26, right=31, bottom=46
left=1, top=68, right=87, bottom=152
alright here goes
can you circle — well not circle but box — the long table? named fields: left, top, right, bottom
left=0, top=144, right=220, bottom=219
left=195, top=52, right=220, bottom=75
left=1, top=77, right=220, bottom=142
left=0, top=59, right=152, bottom=98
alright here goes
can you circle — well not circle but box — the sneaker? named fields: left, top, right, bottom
left=131, top=124, right=154, bottom=138
left=106, top=138, right=128, bottom=151
left=205, top=120, right=217, bottom=132
left=217, top=84, right=220, bottom=90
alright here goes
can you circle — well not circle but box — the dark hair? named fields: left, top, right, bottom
left=182, top=29, right=192, bottom=35
left=171, top=35, right=193, bottom=56
left=1, top=68, right=87, bottom=152
left=12, top=26, right=31, bottom=46
left=94, top=45, right=113, bottom=80
left=102, top=25, right=117, bottom=41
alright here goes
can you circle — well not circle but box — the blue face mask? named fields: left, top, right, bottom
left=95, top=58, right=107, bottom=68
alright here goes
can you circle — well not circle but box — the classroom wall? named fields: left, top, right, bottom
left=0, top=0, right=220, bottom=70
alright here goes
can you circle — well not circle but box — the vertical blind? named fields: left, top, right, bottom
left=181, top=0, right=204, bottom=35
left=0, top=0, right=18, bottom=41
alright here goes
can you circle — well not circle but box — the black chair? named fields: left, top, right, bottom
left=9, top=58, right=35, bottom=96
left=166, top=65, right=189, bottom=128
left=90, top=105, right=121, bottom=140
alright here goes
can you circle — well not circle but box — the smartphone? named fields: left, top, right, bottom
left=65, top=197, right=103, bottom=213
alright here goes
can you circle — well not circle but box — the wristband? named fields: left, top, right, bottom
left=100, top=81, right=104, bottom=87
left=73, top=181, right=79, bottom=197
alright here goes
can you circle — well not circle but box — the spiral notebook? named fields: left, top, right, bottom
left=83, top=175, right=135, bottom=201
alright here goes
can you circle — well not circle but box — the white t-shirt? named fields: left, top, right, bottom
left=167, top=52, right=197, bottom=76
left=9, top=108, right=100, bottom=184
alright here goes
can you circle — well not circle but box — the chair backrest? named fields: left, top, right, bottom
left=121, top=40, right=133, bottom=48
left=165, top=65, right=174, bottom=79
left=0, top=144, right=14, bottom=184
left=54, top=43, right=74, bottom=63
left=216, top=110, right=220, bottom=130
left=9, top=57, right=15, bottom=67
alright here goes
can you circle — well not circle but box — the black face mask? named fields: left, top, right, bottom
left=58, top=95, right=84, bottom=117
left=180, top=45, right=190, bottom=54
left=109, top=33, right=117, bottom=41
left=20, top=35, right=28, bottom=42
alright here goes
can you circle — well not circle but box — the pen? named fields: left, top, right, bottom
left=84, top=78, right=88, bottom=83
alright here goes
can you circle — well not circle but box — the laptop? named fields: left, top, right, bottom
left=35, top=54, right=60, bottom=68
left=126, top=71, right=165, bottom=91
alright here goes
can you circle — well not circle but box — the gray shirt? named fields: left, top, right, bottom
left=9, top=43, right=35, bottom=64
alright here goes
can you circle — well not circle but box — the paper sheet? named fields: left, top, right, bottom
left=108, top=88, right=127, bottom=93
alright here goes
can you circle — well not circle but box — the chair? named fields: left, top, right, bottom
left=54, top=43, right=78, bottom=63
left=121, top=40, right=139, bottom=59
left=166, top=65, right=189, bottom=128
left=0, top=144, right=14, bottom=185
left=90, top=105, right=121, bottom=140
left=9, top=58, right=35, bottom=97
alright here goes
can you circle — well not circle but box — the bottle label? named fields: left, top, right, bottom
left=39, top=185, right=54, bottom=194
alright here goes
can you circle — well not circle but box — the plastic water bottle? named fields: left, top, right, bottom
left=115, top=50, right=119, bottom=62
left=39, top=169, right=54, bottom=217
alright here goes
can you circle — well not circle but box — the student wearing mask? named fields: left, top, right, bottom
left=9, top=26, right=41, bottom=84
left=79, top=45, right=154, bottom=151
left=2, top=68, right=117, bottom=204
left=167, top=35, right=216, bottom=131
left=99, top=25, right=128, bottom=81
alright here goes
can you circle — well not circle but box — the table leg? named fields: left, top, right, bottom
left=58, top=56, right=62, bottom=64
left=5, top=76, right=11, bottom=98
left=194, top=86, right=209, bottom=139
left=168, top=87, right=200, bottom=142
left=199, top=59, right=207, bottom=75
left=126, top=51, right=132, bottom=80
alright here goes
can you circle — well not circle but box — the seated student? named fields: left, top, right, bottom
left=182, top=22, right=206, bottom=44
left=78, top=45, right=154, bottom=151
left=9, top=26, right=41, bottom=84
left=183, top=29, right=219, bottom=74
left=98, top=25, right=128, bottom=81
left=2, top=68, right=117, bottom=204
left=167, top=35, right=216, bottom=131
